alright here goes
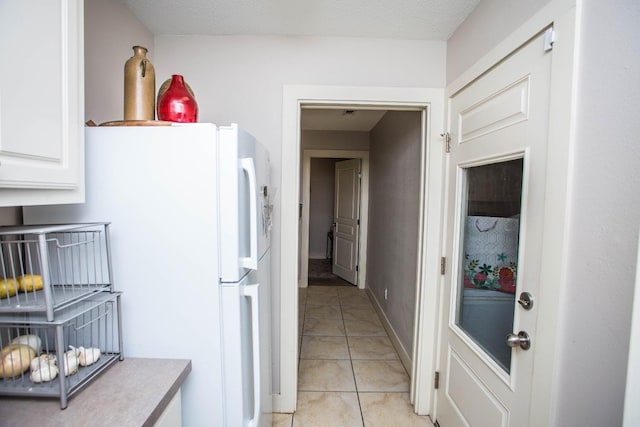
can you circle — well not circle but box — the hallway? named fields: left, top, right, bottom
left=273, top=285, right=433, bottom=426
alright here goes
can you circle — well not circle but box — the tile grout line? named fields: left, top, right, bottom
left=339, top=290, right=367, bottom=427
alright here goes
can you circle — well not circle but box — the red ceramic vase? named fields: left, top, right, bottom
left=157, top=74, right=198, bottom=123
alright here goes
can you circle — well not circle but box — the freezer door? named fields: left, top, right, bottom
left=218, top=124, right=271, bottom=283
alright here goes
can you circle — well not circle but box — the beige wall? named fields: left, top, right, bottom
left=301, top=130, right=370, bottom=152
left=84, top=0, right=154, bottom=124
left=366, top=110, right=422, bottom=354
left=0, top=207, right=21, bottom=226
left=308, top=158, right=337, bottom=259
left=552, top=1, right=640, bottom=425
left=446, top=0, right=551, bottom=83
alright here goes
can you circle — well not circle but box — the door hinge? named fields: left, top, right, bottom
left=434, top=371, right=440, bottom=389
left=440, top=257, right=446, bottom=275
left=357, top=219, right=360, bottom=225
left=356, top=265, right=359, bottom=272
left=544, top=27, right=555, bottom=52
left=440, top=132, right=451, bottom=153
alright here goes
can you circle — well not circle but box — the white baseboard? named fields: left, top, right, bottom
left=366, top=288, right=412, bottom=375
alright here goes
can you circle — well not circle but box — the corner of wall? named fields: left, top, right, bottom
left=0, top=207, right=22, bottom=226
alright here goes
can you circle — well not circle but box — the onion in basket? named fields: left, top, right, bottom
left=11, top=334, right=42, bottom=355
left=1, top=344, right=36, bottom=379
left=63, top=348, right=80, bottom=376
left=76, top=346, right=102, bottom=367
left=30, top=353, right=56, bottom=372
left=30, top=364, right=59, bottom=383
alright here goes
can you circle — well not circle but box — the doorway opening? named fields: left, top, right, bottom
left=306, top=156, right=363, bottom=287
left=300, top=147, right=370, bottom=289
left=299, top=105, right=423, bottom=371
left=278, top=86, right=445, bottom=416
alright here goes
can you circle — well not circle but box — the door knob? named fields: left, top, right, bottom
left=505, top=331, right=531, bottom=350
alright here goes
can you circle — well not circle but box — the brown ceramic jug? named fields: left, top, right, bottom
left=124, top=46, right=155, bottom=120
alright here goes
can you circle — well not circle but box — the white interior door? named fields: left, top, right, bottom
left=332, top=158, right=361, bottom=284
left=436, top=28, right=553, bottom=427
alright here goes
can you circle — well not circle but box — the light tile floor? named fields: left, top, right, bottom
left=273, top=285, right=434, bottom=427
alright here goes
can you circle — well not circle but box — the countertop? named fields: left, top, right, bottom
left=0, top=358, right=192, bottom=427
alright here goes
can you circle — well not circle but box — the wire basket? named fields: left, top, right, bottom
left=0, top=223, right=114, bottom=321
left=0, top=291, right=123, bottom=408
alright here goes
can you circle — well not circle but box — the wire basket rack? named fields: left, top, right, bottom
left=0, top=291, right=123, bottom=409
left=0, top=223, right=114, bottom=321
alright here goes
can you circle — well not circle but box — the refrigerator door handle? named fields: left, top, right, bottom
left=241, top=283, right=261, bottom=427
left=240, top=157, right=259, bottom=270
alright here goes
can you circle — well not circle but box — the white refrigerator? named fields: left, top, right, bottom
left=24, top=123, right=272, bottom=427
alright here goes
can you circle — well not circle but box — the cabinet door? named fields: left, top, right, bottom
left=0, top=0, right=84, bottom=206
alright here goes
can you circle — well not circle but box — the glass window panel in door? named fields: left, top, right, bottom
left=456, top=158, right=523, bottom=373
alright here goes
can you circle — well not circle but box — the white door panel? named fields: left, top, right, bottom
left=436, top=28, right=553, bottom=427
left=332, top=159, right=361, bottom=285
left=446, top=349, right=509, bottom=427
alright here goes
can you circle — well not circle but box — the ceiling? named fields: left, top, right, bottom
left=119, top=0, right=480, bottom=130
left=301, top=108, right=388, bottom=131
left=120, top=0, right=480, bottom=41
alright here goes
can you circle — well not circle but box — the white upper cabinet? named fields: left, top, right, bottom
left=0, top=0, right=84, bottom=206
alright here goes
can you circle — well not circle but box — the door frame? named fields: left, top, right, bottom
left=278, top=85, right=445, bottom=414
left=300, top=150, right=369, bottom=289
left=435, top=0, right=580, bottom=425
